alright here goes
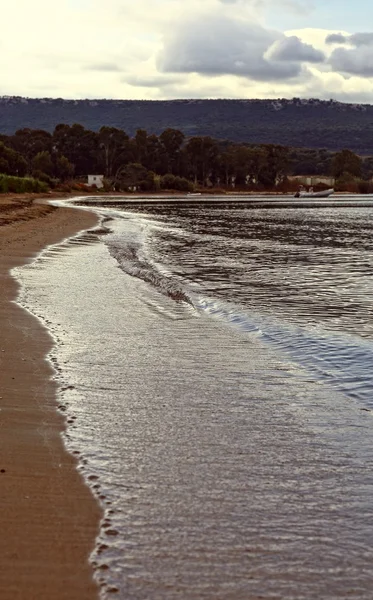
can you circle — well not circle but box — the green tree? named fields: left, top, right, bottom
left=53, top=124, right=98, bottom=176
left=0, top=142, right=28, bottom=176
left=133, top=129, right=148, bottom=164
left=185, top=137, right=219, bottom=185
left=55, top=155, right=75, bottom=181
left=32, top=151, right=54, bottom=176
left=115, top=162, right=149, bottom=191
left=258, top=145, right=289, bottom=187
left=160, top=128, right=185, bottom=174
left=331, top=149, right=362, bottom=179
left=142, top=134, right=168, bottom=174
left=0, top=156, right=9, bottom=174
left=10, top=129, right=52, bottom=173
left=98, top=127, right=131, bottom=178
left=160, top=173, right=193, bottom=191
left=218, top=148, right=236, bottom=186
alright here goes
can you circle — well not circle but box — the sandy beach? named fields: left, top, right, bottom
left=0, top=196, right=102, bottom=600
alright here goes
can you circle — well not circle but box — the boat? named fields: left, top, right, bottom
left=294, top=186, right=334, bottom=198
left=187, top=192, right=202, bottom=196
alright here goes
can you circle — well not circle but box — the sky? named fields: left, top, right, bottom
left=1, top=0, right=373, bottom=102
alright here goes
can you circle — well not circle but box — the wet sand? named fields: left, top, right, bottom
left=0, top=198, right=102, bottom=599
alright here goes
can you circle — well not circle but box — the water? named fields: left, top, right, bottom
left=15, top=199, right=373, bottom=599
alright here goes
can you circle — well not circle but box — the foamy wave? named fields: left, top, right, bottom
left=106, top=234, right=193, bottom=305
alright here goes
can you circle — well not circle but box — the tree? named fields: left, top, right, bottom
left=160, top=173, right=193, bottom=192
left=114, top=162, right=151, bottom=191
left=97, top=127, right=131, bottom=178
left=32, top=151, right=54, bottom=176
left=160, top=128, right=185, bottom=174
left=331, top=149, right=362, bottom=179
left=221, top=145, right=267, bottom=187
left=362, top=156, right=373, bottom=181
left=133, top=129, right=148, bottom=164
left=0, top=157, right=9, bottom=174
left=185, top=136, right=219, bottom=185
left=142, top=134, right=168, bottom=174
left=218, top=148, right=236, bottom=186
left=53, top=124, right=98, bottom=176
left=0, top=142, right=28, bottom=176
left=55, top=155, right=75, bottom=181
left=258, top=144, right=289, bottom=187
left=9, top=129, right=52, bottom=173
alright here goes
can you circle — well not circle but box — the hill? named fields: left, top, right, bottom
left=1, top=96, right=373, bottom=154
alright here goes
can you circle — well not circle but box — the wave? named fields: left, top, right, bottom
left=196, top=297, right=373, bottom=407
left=105, top=224, right=193, bottom=305
left=103, top=213, right=373, bottom=408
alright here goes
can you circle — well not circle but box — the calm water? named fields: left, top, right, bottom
left=15, top=199, right=373, bottom=599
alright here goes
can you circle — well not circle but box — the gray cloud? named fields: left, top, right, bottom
left=350, top=32, right=373, bottom=46
left=326, top=32, right=373, bottom=47
left=325, top=30, right=373, bottom=76
left=330, top=45, right=373, bottom=76
left=267, top=36, right=325, bottom=63
left=157, top=16, right=311, bottom=81
left=325, top=33, right=347, bottom=45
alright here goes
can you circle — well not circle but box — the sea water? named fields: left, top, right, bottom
left=15, top=199, right=373, bottom=599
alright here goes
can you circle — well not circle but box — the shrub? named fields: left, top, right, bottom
left=160, top=174, right=194, bottom=192
left=32, top=170, right=55, bottom=187
left=55, top=183, right=72, bottom=193
left=173, top=176, right=194, bottom=192
left=357, top=179, right=373, bottom=194
left=0, top=174, right=48, bottom=194
left=160, top=173, right=176, bottom=190
left=0, top=176, right=9, bottom=193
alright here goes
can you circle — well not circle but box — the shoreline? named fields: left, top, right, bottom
left=0, top=199, right=102, bottom=599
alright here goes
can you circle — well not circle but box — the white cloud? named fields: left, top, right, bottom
left=302, top=67, right=373, bottom=102
left=0, top=1, right=372, bottom=102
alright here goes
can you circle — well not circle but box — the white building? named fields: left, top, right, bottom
left=88, top=174, right=104, bottom=189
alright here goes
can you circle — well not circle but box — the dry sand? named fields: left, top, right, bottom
left=0, top=197, right=102, bottom=600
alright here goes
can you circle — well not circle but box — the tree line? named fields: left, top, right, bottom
left=0, top=124, right=372, bottom=192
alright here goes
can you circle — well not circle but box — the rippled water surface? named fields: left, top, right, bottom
left=15, top=200, right=373, bottom=598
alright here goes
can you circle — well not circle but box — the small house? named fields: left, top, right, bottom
left=88, top=174, right=104, bottom=189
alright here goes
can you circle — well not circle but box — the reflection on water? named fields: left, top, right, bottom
left=134, top=206, right=373, bottom=338
left=14, top=202, right=373, bottom=599
left=102, top=205, right=373, bottom=406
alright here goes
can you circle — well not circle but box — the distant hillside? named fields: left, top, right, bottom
left=1, top=96, right=373, bottom=154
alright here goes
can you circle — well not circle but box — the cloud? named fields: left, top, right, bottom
left=125, top=74, right=184, bottom=88
left=324, top=30, right=373, bottom=76
left=326, top=32, right=373, bottom=47
left=266, top=35, right=325, bottom=63
left=325, top=33, right=348, bottom=45
left=301, top=66, right=373, bottom=103
left=157, top=15, right=310, bottom=81
left=217, top=0, right=315, bottom=15
left=329, top=45, right=373, bottom=76
left=0, top=0, right=372, bottom=102
left=349, top=32, right=373, bottom=46
left=85, top=63, right=122, bottom=72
